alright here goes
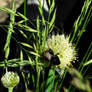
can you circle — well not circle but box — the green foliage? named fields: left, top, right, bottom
left=45, top=69, right=55, bottom=92
left=71, top=0, right=92, bottom=47
left=0, top=6, right=17, bottom=15
left=0, top=0, right=92, bottom=92
left=84, top=59, right=92, bottom=66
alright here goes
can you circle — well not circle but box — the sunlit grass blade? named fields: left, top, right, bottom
left=20, top=50, right=23, bottom=62
left=78, top=42, right=92, bottom=71
left=19, top=30, right=28, bottom=38
left=0, top=6, right=17, bottom=15
left=49, top=9, right=56, bottom=30
left=71, top=0, right=92, bottom=45
left=48, top=0, right=55, bottom=20
left=17, top=24, right=38, bottom=32
left=4, top=0, right=16, bottom=63
left=83, top=59, right=92, bottom=66
left=19, top=42, right=33, bottom=49
left=18, top=12, right=28, bottom=21
left=28, top=51, right=40, bottom=57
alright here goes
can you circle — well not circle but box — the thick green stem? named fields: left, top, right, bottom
left=36, top=68, right=40, bottom=92
left=8, top=88, right=13, bottom=92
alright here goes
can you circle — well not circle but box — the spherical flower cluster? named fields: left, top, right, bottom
left=1, top=71, right=20, bottom=88
left=46, top=34, right=76, bottom=70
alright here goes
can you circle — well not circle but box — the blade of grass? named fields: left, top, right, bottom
left=0, top=6, right=17, bottom=15
left=69, top=43, right=92, bottom=92
left=78, top=42, right=92, bottom=71
left=45, top=68, right=55, bottom=92
left=71, top=0, right=91, bottom=44
left=4, top=0, right=16, bottom=69
left=75, top=6, right=92, bottom=47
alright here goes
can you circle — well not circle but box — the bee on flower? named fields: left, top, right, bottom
left=41, top=34, right=77, bottom=71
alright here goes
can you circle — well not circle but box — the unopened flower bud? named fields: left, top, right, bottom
left=1, top=71, right=20, bottom=88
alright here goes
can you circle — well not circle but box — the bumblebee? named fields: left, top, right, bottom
left=41, top=49, right=60, bottom=66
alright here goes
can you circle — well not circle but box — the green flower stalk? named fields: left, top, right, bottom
left=1, top=71, right=20, bottom=89
left=46, top=34, right=76, bottom=70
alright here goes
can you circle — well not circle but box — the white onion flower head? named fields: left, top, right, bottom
left=46, top=34, right=76, bottom=70
left=1, top=71, right=20, bottom=88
